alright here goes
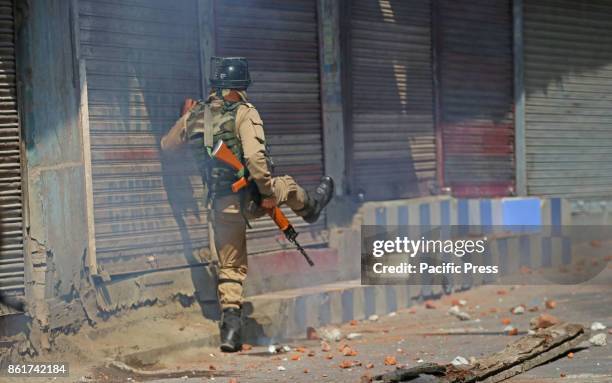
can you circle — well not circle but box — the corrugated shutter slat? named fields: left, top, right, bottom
left=0, top=0, right=23, bottom=296
left=438, top=0, right=514, bottom=197
left=349, top=0, right=436, bottom=201
left=79, top=0, right=208, bottom=276
left=525, top=0, right=612, bottom=197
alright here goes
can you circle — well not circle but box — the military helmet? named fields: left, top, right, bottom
left=210, top=57, right=251, bottom=89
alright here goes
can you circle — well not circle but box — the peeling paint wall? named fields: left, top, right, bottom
left=16, top=0, right=89, bottom=299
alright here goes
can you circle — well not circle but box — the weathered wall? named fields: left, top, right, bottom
left=16, top=0, right=88, bottom=298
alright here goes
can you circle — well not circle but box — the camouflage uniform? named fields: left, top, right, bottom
left=161, top=90, right=310, bottom=309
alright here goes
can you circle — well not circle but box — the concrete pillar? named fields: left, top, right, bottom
left=16, top=0, right=89, bottom=297
left=318, top=0, right=346, bottom=196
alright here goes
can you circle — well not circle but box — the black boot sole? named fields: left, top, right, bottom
left=303, top=177, right=334, bottom=223
left=220, top=342, right=241, bottom=353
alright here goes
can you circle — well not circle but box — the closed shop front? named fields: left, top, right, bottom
left=525, top=0, right=612, bottom=197
left=0, top=0, right=24, bottom=298
left=215, top=0, right=327, bottom=253
left=437, top=0, right=514, bottom=197
left=348, top=0, right=436, bottom=201
left=78, top=0, right=208, bottom=275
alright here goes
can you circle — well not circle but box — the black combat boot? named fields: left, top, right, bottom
left=301, top=176, right=334, bottom=224
left=219, top=307, right=242, bottom=352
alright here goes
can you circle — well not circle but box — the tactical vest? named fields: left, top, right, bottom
left=187, top=101, right=246, bottom=197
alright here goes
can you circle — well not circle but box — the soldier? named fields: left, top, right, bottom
left=161, top=57, right=334, bottom=352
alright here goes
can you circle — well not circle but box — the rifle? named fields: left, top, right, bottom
left=212, top=140, right=314, bottom=267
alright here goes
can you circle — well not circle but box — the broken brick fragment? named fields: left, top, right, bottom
left=501, top=318, right=512, bottom=325
left=424, top=300, right=436, bottom=309
left=321, top=341, right=331, bottom=352
left=339, top=360, right=354, bottom=369
left=291, top=354, right=301, bottom=361
left=342, top=346, right=358, bottom=356
left=365, top=363, right=374, bottom=369
left=530, top=313, right=560, bottom=329
left=507, top=328, right=519, bottom=336
left=384, top=356, right=397, bottom=366
left=241, top=344, right=252, bottom=351
left=350, top=319, right=358, bottom=326
left=545, top=300, right=557, bottom=309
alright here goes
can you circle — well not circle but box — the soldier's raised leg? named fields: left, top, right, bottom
left=272, top=175, right=334, bottom=223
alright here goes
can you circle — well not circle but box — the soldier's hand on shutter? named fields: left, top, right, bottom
left=181, top=98, right=197, bottom=116
left=260, top=197, right=277, bottom=209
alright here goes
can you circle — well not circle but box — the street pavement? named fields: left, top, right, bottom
left=89, top=269, right=611, bottom=383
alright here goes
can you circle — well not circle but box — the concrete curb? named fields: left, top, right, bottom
left=243, top=280, right=445, bottom=343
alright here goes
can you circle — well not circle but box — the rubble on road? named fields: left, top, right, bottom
left=450, top=356, right=469, bottom=366
left=590, top=322, right=606, bottom=331
left=451, top=298, right=467, bottom=307
left=320, top=341, right=331, bottom=352
left=448, top=306, right=471, bottom=321
left=374, top=323, right=589, bottom=383
left=589, top=333, right=607, bottom=346
left=346, top=332, right=363, bottom=340
left=530, top=313, right=560, bottom=329
left=339, top=360, right=361, bottom=369
left=383, top=356, right=397, bottom=366
left=511, top=305, right=525, bottom=315
left=319, top=327, right=342, bottom=342
left=268, top=344, right=291, bottom=354
left=504, top=325, right=519, bottom=336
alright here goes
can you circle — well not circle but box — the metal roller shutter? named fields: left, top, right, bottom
left=215, top=0, right=327, bottom=253
left=437, top=0, right=514, bottom=197
left=79, top=0, right=208, bottom=275
left=0, top=0, right=24, bottom=298
left=348, top=0, right=436, bottom=201
left=525, top=0, right=612, bottom=197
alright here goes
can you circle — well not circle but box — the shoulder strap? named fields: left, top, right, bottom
left=203, top=104, right=214, bottom=153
